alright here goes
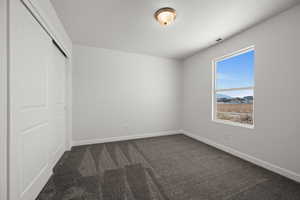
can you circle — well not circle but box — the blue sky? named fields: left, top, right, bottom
left=216, top=50, right=254, bottom=97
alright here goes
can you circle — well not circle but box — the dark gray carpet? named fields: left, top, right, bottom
left=36, top=134, right=300, bottom=200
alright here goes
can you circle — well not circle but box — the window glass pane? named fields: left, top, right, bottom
left=216, top=89, right=253, bottom=125
left=216, top=50, right=254, bottom=90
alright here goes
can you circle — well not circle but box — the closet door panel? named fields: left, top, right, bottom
left=49, top=44, right=67, bottom=165
left=9, top=1, right=67, bottom=200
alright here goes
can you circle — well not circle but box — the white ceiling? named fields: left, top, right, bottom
left=51, top=0, right=300, bottom=59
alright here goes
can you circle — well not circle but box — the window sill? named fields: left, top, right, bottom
left=212, top=119, right=254, bottom=129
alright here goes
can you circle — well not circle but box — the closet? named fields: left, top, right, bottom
left=9, top=1, right=68, bottom=199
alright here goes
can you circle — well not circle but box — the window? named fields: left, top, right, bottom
left=213, top=46, right=255, bottom=128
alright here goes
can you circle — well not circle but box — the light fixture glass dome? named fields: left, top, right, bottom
left=154, top=7, right=176, bottom=26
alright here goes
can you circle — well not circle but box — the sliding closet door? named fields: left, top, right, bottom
left=49, top=43, right=67, bottom=166
left=9, top=1, right=67, bottom=200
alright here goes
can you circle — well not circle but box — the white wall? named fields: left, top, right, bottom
left=73, top=45, right=182, bottom=143
left=183, top=5, right=300, bottom=180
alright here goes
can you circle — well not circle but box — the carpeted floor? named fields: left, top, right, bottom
left=37, top=134, right=300, bottom=200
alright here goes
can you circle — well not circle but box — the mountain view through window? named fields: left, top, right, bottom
left=214, top=48, right=254, bottom=127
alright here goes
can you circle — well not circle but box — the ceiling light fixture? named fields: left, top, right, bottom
left=154, top=7, right=176, bottom=26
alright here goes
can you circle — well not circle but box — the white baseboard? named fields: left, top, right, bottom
left=182, top=130, right=300, bottom=183
left=72, top=130, right=181, bottom=147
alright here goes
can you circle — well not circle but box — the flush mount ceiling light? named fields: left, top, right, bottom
left=154, top=7, right=176, bottom=26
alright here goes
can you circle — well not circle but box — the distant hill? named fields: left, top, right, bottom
left=216, top=94, right=232, bottom=99
left=244, top=96, right=254, bottom=100
left=217, top=94, right=254, bottom=104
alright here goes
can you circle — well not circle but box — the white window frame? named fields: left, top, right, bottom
left=212, top=46, right=255, bottom=129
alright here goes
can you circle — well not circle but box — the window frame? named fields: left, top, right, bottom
left=212, top=46, right=255, bottom=129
